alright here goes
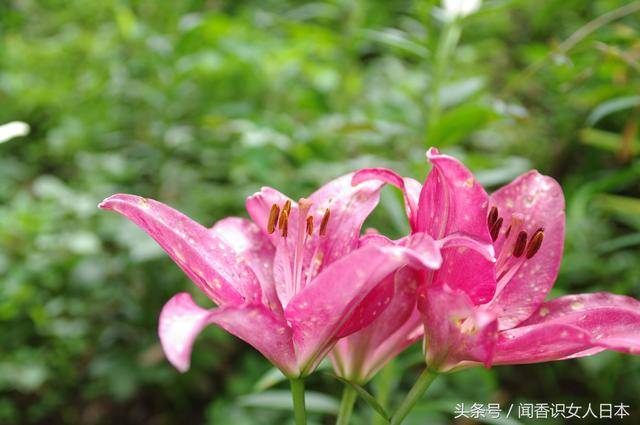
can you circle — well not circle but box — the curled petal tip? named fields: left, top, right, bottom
left=98, top=193, right=151, bottom=212
left=98, top=193, right=126, bottom=210
left=426, top=147, right=441, bottom=159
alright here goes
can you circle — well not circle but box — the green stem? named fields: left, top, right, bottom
left=425, top=19, right=461, bottom=141
left=290, top=378, right=307, bottom=425
left=336, top=385, right=357, bottom=425
left=389, top=368, right=439, bottom=425
left=373, top=360, right=397, bottom=425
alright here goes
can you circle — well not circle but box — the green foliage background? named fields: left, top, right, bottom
left=1, top=0, right=639, bottom=424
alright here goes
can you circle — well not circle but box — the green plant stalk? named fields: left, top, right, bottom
left=389, top=368, right=439, bottom=425
left=426, top=19, right=462, bottom=140
left=290, top=378, right=307, bottom=425
left=373, top=359, right=397, bottom=425
left=336, top=384, right=358, bottom=425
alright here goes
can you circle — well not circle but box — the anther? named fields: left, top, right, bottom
left=319, top=208, right=331, bottom=236
left=306, top=216, right=314, bottom=236
left=504, top=225, right=511, bottom=239
left=487, top=206, right=498, bottom=228
left=525, top=228, right=544, bottom=259
left=279, top=210, right=289, bottom=236
left=513, top=231, right=528, bottom=258
left=490, top=216, right=503, bottom=242
left=283, top=200, right=292, bottom=216
left=267, top=204, right=280, bottom=234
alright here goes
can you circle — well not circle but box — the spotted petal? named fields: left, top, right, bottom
left=505, top=293, right=640, bottom=358
left=488, top=171, right=565, bottom=329
left=245, top=187, right=292, bottom=245
left=418, top=285, right=498, bottom=371
left=210, top=217, right=280, bottom=312
left=99, top=194, right=260, bottom=306
left=308, top=173, right=385, bottom=265
left=417, top=148, right=492, bottom=241
left=332, top=268, right=422, bottom=383
left=435, top=233, right=496, bottom=304
left=352, top=168, right=422, bottom=231
left=285, top=241, right=442, bottom=375
left=159, top=293, right=297, bottom=374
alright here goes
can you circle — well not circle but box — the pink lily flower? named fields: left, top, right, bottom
left=330, top=150, right=496, bottom=383
left=355, top=148, right=640, bottom=372
left=330, top=239, right=424, bottom=384
left=99, top=174, right=443, bottom=378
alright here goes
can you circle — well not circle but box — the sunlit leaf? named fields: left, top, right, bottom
left=237, top=390, right=340, bottom=414
left=253, top=367, right=287, bottom=392
left=587, top=95, right=640, bottom=125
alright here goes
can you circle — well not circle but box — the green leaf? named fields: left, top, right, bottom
left=326, top=373, right=390, bottom=421
left=439, top=77, right=486, bottom=109
left=363, top=29, right=429, bottom=59
left=253, top=367, right=287, bottom=392
left=587, top=95, right=640, bottom=125
left=580, top=128, right=640, bottom=152
left=237, top=390, right=340, bottom=414
left=427, top=103, right=495, bottom=147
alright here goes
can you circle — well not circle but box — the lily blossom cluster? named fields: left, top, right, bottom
left=100, top=148, right=640, bottom=424
left=353, top=148, right=640, bottom=373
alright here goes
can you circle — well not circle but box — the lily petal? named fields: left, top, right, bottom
left=159, top=293, right=297, bottom=375
left=418, top=285, right=498, bottom=371
left=352, top=168, right=422, bottom=230
left=99, top=194, right=260, bottom=306
left=335, top=232, right=438, bottom=338
left=518, top=293, right=640, bottom=356
left=493, top=323, right=593, bottom=365
left=416, top=148, right=492, bottom=243
left=332, top=268, right=422, bottom=383
left=245, top=187, right=292, bottom=244
left=493, top=293, right=640, bottom=364
left=210, top=217, right=281, bottom=312
left=309, top=173, right=385, bottom=265
left=286, top=242, right=442, bottom=375
left=435, top=232, right=496, bottom=304
left=489, top=171, right=565, bottom=329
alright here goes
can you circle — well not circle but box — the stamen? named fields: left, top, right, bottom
left=525, top=228, right=544, bottom=259
left=278, top=209, right=288, bottom=230
left=504, top=225, right=511, bottom=239
left=306, top=216, right=314, bottom=236
left=279, top=210, right=289, bottom=238
left=513, top=231, right=528, bottom=258
left=487, top=206, right=498, bottom=228
left=319, top=208, right=331, bottom=236
left=283, top=199, right=292, bottom=216
left=267, top=204, right=280, bottom=234
left=490, top=217, right=503, bottom=242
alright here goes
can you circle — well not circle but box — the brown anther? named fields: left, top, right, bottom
left=513, top=231, right=528, bottom=258
left=306, top=216, right=314, bottom=236
left=490, top=216, right=503, bottom=242
left=487, top=206, right=498, bottom=228
left=504, top=225, right=512, bottom=239
left=525, top=228, right=544, bottom=259
left=267, top=204, right=280, bottom=234
left=319, top=208, right=331, bottom=236
left=278, top=210, right=289, bottom=235
left=283, top=200, right=292, bottom=215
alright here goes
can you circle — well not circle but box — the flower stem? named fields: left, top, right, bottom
left=336, top=385, right=357, bottom=425
left=290, top=378, right=307, bottom=425
left=389, top=368, right=439, bottom=425
left=425, top=18, right=461, bottom=143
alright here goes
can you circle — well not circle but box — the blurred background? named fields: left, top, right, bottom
left=1, top=0, right=639, bottom=424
